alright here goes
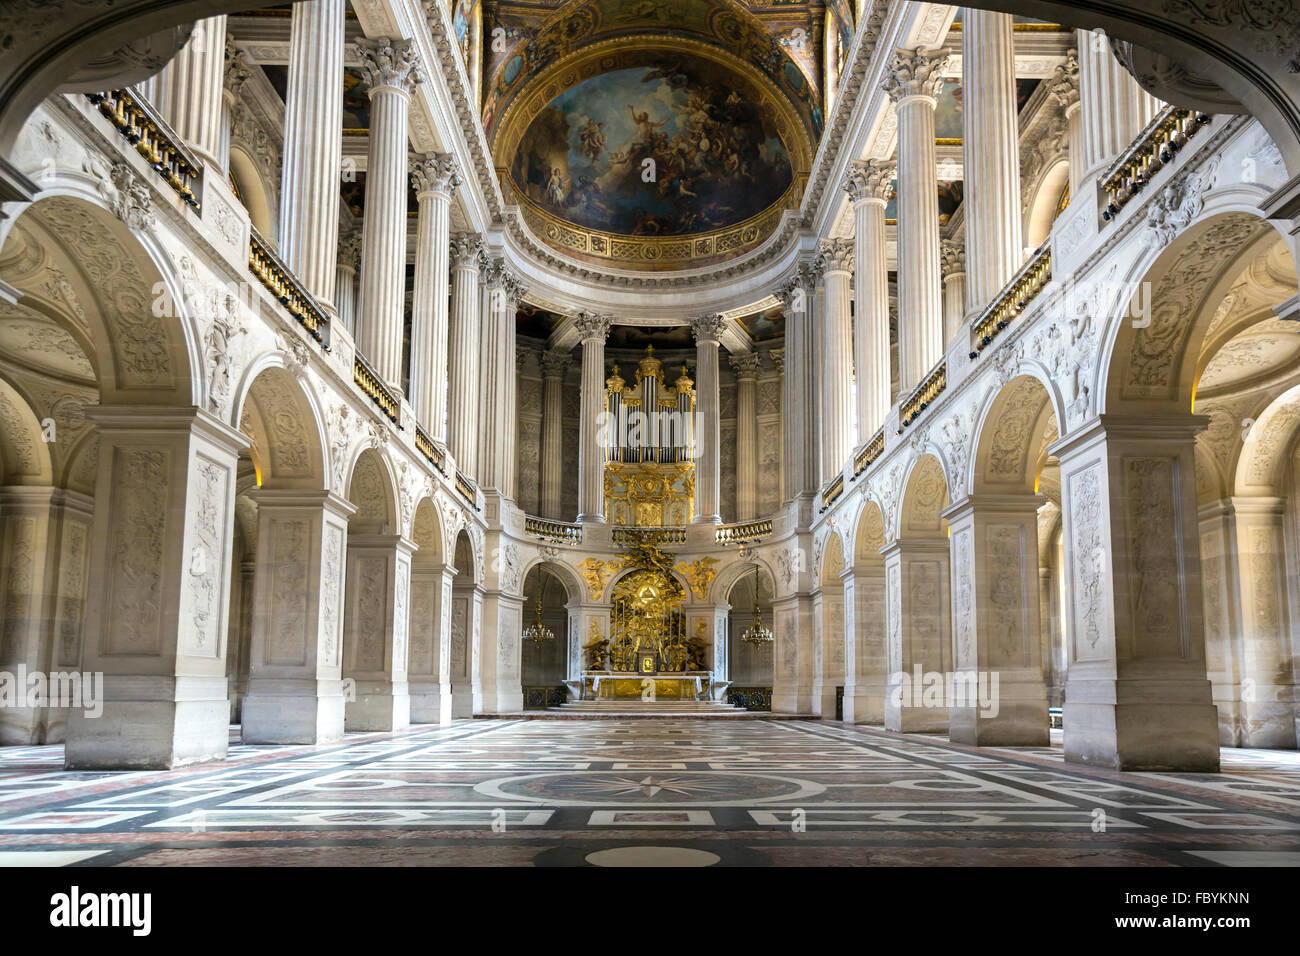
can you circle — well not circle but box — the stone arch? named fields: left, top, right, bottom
left=345, top=446, right=399, bottom=535
left=227, top=146, right=277, bottom=241
left=1098, top=209, right=1290, bottom=416
left=2, top=192, right=201, bottom=406
left=410, top=497, right=445, bottom=568
left=1024, top=157, right=1070, bottom=249
left=970, top=373, right=1059, bottom=496
left=0, top=375, right=54, bottom=485
left=725, top=562, right=775, bottom=693
left=519, top=563, right=570, bottom=692
left=710, top=552, right=778, bottom=606
left=898, top=453, right=951, bottom=540
left=234, top=362, right=327, bottom=490
left=520, top=555, right=584, bottom=606
left=1233, top=381, right=1300, bottom=497
left=853, top=498, right=886, bottom=567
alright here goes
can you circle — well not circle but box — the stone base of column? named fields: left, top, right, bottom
left=0, top=708, right=43, bottom=746
left=949, top=669, right=1048, bottom=746
left=812, top=682, right=837, bottom=720
left=241, top=678, right=345, bottom=745
left=1064, top=671, right=1220, bottom=771
left=450, top=685, right=473, bottom=718
left=1233, top=692, right=1299, bottom=749
left=65, top=676, right=229, bottom=770
left=497, top=685, right=524, bottom=713
left=345, top=680, right=410, bottom=732
left=409, top=679, right=442, bottom=723
left=771, top=679, right=810, bottom=715
left=842, top=679, right=885, bottom=724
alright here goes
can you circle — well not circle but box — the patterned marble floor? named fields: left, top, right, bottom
left=1, top=720, right=1299, bottom=866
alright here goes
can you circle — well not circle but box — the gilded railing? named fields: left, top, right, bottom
left=971, top=244, right=1052, bottom=353
left=413, top=423, right=446, bottom=475
left=900, top=361, right=947, bottom=429
left=86, top=89, right=202, bottom=210
left=853, top=428, right=886, bottom=479
left=715, top=519, right=773, bottom=545
left=612, top=526, right=686, bottom=548
left=819, top=474, right=844, bottom=513
left=1102, top=107, right=1211, bottom=224
left=524, top=516, right=583, bottom=545
left=248, top=227, right=331, bottom=346
left=353, top=352, right=400, bottom=425
left=455, top=470, right=479, bottom=510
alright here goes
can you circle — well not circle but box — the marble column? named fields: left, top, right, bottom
left=149, top=15, right=227, bottom=169
left=776, top=271, right=818, bottom=503
left=844, top=159, right=895, bottom=442
left=478, top=261, right=522, bottom=497
left=1075, top=29, right=1162, bottom=183
left=335, top=227, right=361, bottom=335
left=341, top=534, right=414, bottom=731
left=1045, top=49, right=1083, bottom=196
left=447, top=234, right=483, bottom=476
left=690, top=313, right=725, bottom=524
left=575, top=312, right=613, bottom=523
left=278, top=0, right=344, bottom=310
left=817, top=239, right=854, bottom=480
left=1053, top=415, right=1219, bottom=770
left=940, top=239, right=966, bottom=345
left=884, top=47, right=949, bottom=391
left=240, top=490, right=356, bottom=745
left=355, top=37, right=421, bottom=392
left=409, top=154, right=458, bottom=438
left=944, top=495, right=1050, bottom=746
left=66, top=407, right=248, bottom=769
left=882, top=538, right=952, bottom=734
left=730, top=352, right=760, bottom=521
left=540, top=349, right=572, bottom=519
left=962, top=12, right=1023, bottom=313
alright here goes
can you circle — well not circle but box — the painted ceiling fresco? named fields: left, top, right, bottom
left=511, top=55, right=795, bottom=235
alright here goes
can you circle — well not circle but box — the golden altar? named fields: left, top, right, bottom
left=582, top=672, right=711, bottom=700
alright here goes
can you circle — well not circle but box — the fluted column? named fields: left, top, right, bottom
left=279, top=0, right=344, bottom=309
left=575, top=312, right=613, bottom=523
left=1046, top=49, right=1082, bottom=196
left=777, top=270, right=818, bottom=502
left=409, top=154, right=458, bottom=437
left=884, top=47, right=948, bottom=391
left=730, top=352, right=759, bottom=521
left=478, top=261, right=522, bottom=497
left=940, top=239, right=966, bottom=345
left=963, top=12, right=1023, bottom=312
left=447, top=234, right=483, bottom=476
left=1075, top=29, right=1162, bottom=183
left=817, top=238, right=854, bottom=479
left=355, top=37, right=421, bottom=392
left=540, top=349, right=571, bottom=519
left=150, top=15, right=227, bottom=169
left=690, top=313, right=725, bottom=525
left=844, top=159, right=894, bottom=443
left=335, top=228, right=361, bottom=334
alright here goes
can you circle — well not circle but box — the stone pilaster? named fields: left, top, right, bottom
left=447, top=234, right=483, bottom=477
left=882, top=538, right=952, bottom=734
left=844, top=159, right=895, bottom=442
left=884, top=47, right=948, bottom=391
left=842, top=563, right=886, bottom=724
left=278, top=0, right=345, bottom=310
left=409, top=563, right=455, bottom=723
left=812, top=581, right=845, bottom=720
left=540, top=349, right=572, bottom=519
left=944, top=495, right=1050, bottom=746
left=355, top=36, right=421, bottom=392
left=816, top=239, right=854, bottom=480
left=409, top=154, right=458, bottom=438
left=1075, top=28, right=1162, bottom=183
left=341, top=533, right=414, bottom=731
left=690, top=313, right=726, bottom=524
left=962, top=11, right=1024, bottom=313
left=477, top=588, right=524, bottom=714
left=772, top=592, right=814, bottom=714
left=575, top=312, right=613, bottom=523
left=730, top=352, right=760, bottom=521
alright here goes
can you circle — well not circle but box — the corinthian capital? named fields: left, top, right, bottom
left=816, top=237, right=855, bottom=274
left=449, top=233, right=483, bottom=267
left=843, top=158, right=897, bottom=204
left=729, top=352, right=760, bottom=378
left=410, top=153, right=460, bottom=195
left=939, top=239, right=966, bottom=278
left=540, top=348, right=573, bottom=378
left=689, top=313, right=727, bottom=344
left=882, top=47, right=950, bottom=103
left=573, top=311, right=613, bottom=342
left=356, top=36, right=423, bottom=94
left=338, top=227, right=363, bottom=271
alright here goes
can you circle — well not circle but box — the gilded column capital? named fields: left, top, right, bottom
left=882, top=47, right=950, bottom=103
left=356, top=36, right=423, bottom=95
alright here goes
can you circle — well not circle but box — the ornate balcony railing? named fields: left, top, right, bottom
left=455, top=470, right=479, bottom=510
left=716, top=519, right=773, bottom=546
left=524, top=516, right=583, bottom=545
left=413, top=423, right=446, bottom=475
left=1101, top=107, right=1211, bottom=224
left=612, top=526, right=686, bottom=548
left=971, top=243, right=1052, bottom=353
left=819, top=474, right=845, bottom=513
left=853, top=428, right=886, bottom=479
left=900, top=361, right=947, bottom=430
left=86, top=89, right=202, bottom=211
left=248, top=227, right=331, bottom=346
left=353, top=351, right=400, bottom=425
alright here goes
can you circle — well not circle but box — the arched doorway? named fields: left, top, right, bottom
left=519, top=564, right=568, bottom=709
left=726, top=566, right=775, bottom=711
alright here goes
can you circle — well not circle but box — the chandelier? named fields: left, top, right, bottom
left=741, top=607, right=773, bottom=647
left=522, top=593, right=555, bottom=646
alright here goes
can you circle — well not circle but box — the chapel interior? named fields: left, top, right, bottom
left=0, top=0, right=1299, bottom=869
